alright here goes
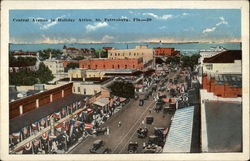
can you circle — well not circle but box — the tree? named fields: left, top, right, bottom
left=110, top=81, right=135, bottom=98
left=66, top=63, right=79, bottom=69
left=94, top=50, right=108, bottom=58
left=38, top=48, right=63, bottom=60
left=36, top=63, right=54, bottom=83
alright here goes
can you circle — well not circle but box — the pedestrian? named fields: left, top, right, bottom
left=106, top=127, right=110, bottom=135
left=118, top=121, right=122, bottom=127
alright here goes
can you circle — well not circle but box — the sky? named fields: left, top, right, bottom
left=9, top=9, right=241, bottom=44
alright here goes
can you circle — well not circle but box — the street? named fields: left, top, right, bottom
left=70, top=69, right=180, bottom=154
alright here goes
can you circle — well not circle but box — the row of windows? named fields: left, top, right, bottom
left=73, top=87, right=97, bottom=95
left=109, top=52, right=143, bottom=56
left=81, top=64, right=136, bottom=69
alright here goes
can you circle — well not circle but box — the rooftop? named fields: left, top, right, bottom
left=203, top=50, right=241, bottom=63
left=10, top=94, right=86, bottom=133
left=163, top=106, right=194, bottom=153
left=204, top=101, right=242, bottom=152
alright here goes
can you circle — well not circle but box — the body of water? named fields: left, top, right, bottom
left=9, top=42, right=241, bottom=56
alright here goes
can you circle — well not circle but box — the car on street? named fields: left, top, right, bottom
left=89, top=140, right=104, bottom=153
left=139, top=99, right=144, bottom=106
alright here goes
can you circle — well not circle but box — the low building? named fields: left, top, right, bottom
left=203, top=50, right=241, bottom=74
left=12, top=51, right=38, bottom=58
left=108, top=45, right=153, bottom=65
left=202, top=74, right=242, bottom=98
left=79, top=58, right=144, bottom=70
left=154, top=48, right=180, bottom=57
left=201, top=101, right=242, bottom=152
left=68, top=68, right=86, bottom=79
left=43, top=59, right=67, bottom=82
left=57, top=77, right=113, bottom=96
left=63, top=45, right=93, bottom=58
left=199, top=46, right=227, bottom=65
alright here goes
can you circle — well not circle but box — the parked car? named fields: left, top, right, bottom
left=89, top=140, right=104, bottom=153
left=128, top=142, right=138, bottom=153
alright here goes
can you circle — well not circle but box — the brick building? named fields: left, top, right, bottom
left=202, top=74, right=242, bottom=98
left=154, top=48, right=180, bottom=56
left=9, top=83, right=74, bottom=119
left=79, top=58, right=143, bottom=70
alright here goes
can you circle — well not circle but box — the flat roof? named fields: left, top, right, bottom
left=163, top=106, right=194, bottom=153
left=86, top=69, right=138, bottom=73
left=204, top=101, right=242, bottom=152
left=10, top=94, right=86, bottom=133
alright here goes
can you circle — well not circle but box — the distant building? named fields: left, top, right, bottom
left=12, top=51, right=38, bottom=58
left=199, top=46, right=227, bottom=65
left=43, top=59, right=67, bottom=82
left=203, top=50, right=242, bottom=74
left=154, top=48, right=180, bottom=57
left=57, top=77, right=112, bottom=96
left=108, top=45, right=154, bottom=66
left=63, top=45, right=93, bottom=58
left=102, top=47, right=113, bottom=52
left=79, top=58, right=144, bottom=70
left=68, top=68, right=86, bottom=79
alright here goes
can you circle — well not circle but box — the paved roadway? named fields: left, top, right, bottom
left=70, top=69, right=180, bottom=154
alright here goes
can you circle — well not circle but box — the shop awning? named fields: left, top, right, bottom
left=94, top=98, right=110, bottom=107
left=163, top=106, right=194, bottom=153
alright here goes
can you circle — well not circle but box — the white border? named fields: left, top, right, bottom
left=1, top=1, right=249, bottom=161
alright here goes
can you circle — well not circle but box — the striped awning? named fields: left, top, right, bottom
left=163, top=106, right=194, bottom=153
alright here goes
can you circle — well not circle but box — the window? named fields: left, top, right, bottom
left=88, top=65, right=90, bottom=69
left=103, top=64, right=105, bottom=69
left=118, top=65, right=120, bottom=69
left=115, top=53, right=117, bottom=56
left=95, top=65, right=98, bottom=69
left=134, top=53, right=136, bottom=56
left=84, top=89, right=86, bottom=95
left=112, top=65, right=114, bottom=69
left=129, top=52, right=131, bottom=56
left=78, top=87, right=80, bottom=93
left=110, top=53, right=112, bottom=56
left=118, top=53, right=120, bottom=56
left=205, top=64, right=213, bottom=70
left=133, top=65, right=135, bottom=68
left=125, top=65, right=127, bottom=69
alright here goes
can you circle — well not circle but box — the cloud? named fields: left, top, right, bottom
left=202, top=16, right=228, bottom=34
left=202, top=27, right=216, bottom=33
left=216, top=16, right=228, bottom=26
left=101, top=35, right=114, bottom=42
left=86, top=22, right=108, bottom=32
left=40, top=35, right=77, bottom=43
left=142, top=13, right=173, bottom=20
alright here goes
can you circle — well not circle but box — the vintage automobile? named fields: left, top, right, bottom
left=128, top=142, right=138, bottom=153
left=139, top=99, right=144, bottom=106
left=137, top=127, right=148, bottom=138
left=93, top=127, right=107, bottom=136
left=146, top=116, right=154, bottom=124
left=89, top=140, right=104, bottom=153
left=154, top=101, right=163, bottom=112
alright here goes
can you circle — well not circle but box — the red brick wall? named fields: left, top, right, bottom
left=79, top=58, right=143, bottom=70
left=9, top=83, right=73, bottom=119
left=60, top=60, right=79, bottom=68
left=202, top=75, right=242, bottom=98
left=154, top=48, right=175, bottom=56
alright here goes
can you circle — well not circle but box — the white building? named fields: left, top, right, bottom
left=199, top=46, right=227, bottom=65
left=203, top=50, right=242, bottom=74
left=43, top=59, right=67, bottom=82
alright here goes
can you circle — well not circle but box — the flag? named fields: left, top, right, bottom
left=41, top=132, right=48, bottom=140
left=31, top=122, right=38, bottom=130
left=54, top=111, right=61, bottom=118
left=33, top=138, right=40, bottom=146
left=40, top=118, right=46, bottom=127
left=12, top=131, right=20, bottom=139
left=24, top=142, right=32, bottom=151
left=22, top=127, right=28, bottom=135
